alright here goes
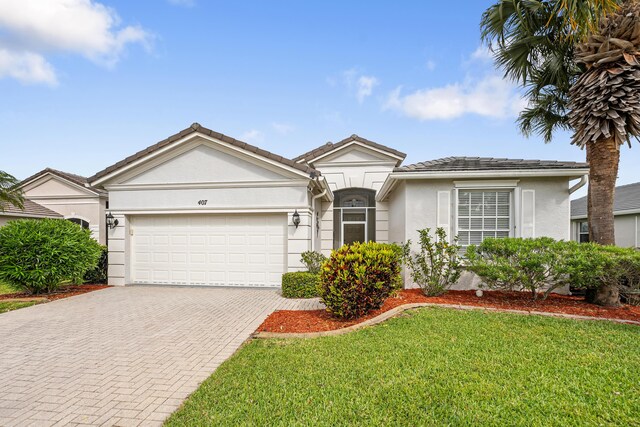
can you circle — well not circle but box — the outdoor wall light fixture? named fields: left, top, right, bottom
left=106, top=212, right=119, bottom=229
left=292, top=210, right=301, bottom=228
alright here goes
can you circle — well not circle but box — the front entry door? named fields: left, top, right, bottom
left=342, top=207, right=367, bottom=245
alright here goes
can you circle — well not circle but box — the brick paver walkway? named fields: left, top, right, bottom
left=0, top=286, right=322, bottom=426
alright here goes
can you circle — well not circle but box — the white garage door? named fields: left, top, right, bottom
left=130, top=214, right=286, bottom=287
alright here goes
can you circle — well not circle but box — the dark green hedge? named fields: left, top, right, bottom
left=282, top=272, right=319, bottom=298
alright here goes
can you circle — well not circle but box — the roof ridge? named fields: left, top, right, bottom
left=88, top=123, right=318, bottom=183
left=292, top=134, right=406, bottom=164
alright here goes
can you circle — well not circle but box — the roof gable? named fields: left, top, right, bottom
left=89, top=123, right=318, bottom=186
left=294, top=135, right=406, bottom=166
left=119, top=138, right=302, bottom=185
left=20, top=168, right=102, bottom=196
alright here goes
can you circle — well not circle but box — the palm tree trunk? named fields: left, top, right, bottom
left=586, top=137, right=620, bottom=306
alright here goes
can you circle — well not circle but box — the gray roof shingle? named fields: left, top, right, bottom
left=396, top=157, right=589, bottom=172
left=89, top=123, right=319, bottom=183
left=0, top=199, right=63, bottom=218
left=293, top=134, right=406, bottom=165
left=20, top=168, right=105, bottom=194
left=571, top=181, right=640, bottom=217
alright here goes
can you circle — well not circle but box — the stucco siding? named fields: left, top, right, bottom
left=570, top=214, right=640, bottom=248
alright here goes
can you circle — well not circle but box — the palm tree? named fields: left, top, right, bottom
left=568, top=2, right=640, bottom=304
left=481, top=0, right=640, bottom=306
left=0, top=171, right=24, bottom=212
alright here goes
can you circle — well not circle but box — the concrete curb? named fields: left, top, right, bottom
left=254, top=302, right=640, bottom=339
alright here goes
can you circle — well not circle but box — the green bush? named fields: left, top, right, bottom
left=83, top=246, right=108, bottom=284
left=465, top=237, right=571, bottom=300
left=300, top=251, right=327, bottom=274
left=563, top=242, right=640, bottom=303
left=281, top=272, right=319, bottom=298
left=0, top=219, right=102, bottom=294
left=403, top=227, right=462, bottom=296
left=319, top=241, right=403, bottom=319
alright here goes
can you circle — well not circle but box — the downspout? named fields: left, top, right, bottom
left=569, top=174, right=588, bottom=194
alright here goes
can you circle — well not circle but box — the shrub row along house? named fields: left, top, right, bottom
left=9, top=123, right=589, bottom=289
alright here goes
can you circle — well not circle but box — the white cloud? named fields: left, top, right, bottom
left=356, top=75, right=379, bottom=103
left=385, top=75, right=524, bottom=121
left=338, top=68, right=379, bottom=103
left=0, top=0, right=151, bottom=85
left=241, top=129, right=263, bottom=143
left=167, top=0, right=195, bottom=7
left=271, top=122, right=294, bottom=135
left=0, top=48, right=57, bottom=85
left=470, top=46, right=493, bottom=62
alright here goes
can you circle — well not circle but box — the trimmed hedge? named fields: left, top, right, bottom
left=83, top=246, right=108, bottom=284
left=0, top=219, right=102, bottom=294
left=465, top=237, right=640, bottom=302
left=319, top=241, right=403, bottom=319
left=282, top=272, right=319, bottom=298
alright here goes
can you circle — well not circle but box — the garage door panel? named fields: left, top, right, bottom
left=131, top=214, right=286, bottom=287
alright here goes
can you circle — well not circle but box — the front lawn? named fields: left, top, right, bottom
left=0, top=301, right=38, bottom=314
left=0, top=281, right=16, bottom=295
left=167, top=308, right=639, bottom=426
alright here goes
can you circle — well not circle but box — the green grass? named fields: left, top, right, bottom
left=166, top=308, right=640, bottom=427
left=0, top=301, right=38, bottom=314
left=0, top=281, right=17, bottom=295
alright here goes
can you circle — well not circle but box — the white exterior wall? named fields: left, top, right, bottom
left=398, top=176, right=573, bottom=290
left=101, top=135, right=318, bottom=286
left=571, top=213, right=640, bottom=248
left=22, top=176, right=106, bottom=245
left=311, top=145, right=398, bottom=254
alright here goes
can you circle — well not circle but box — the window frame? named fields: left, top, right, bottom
left=578, top=220, right=589, bottom=243
left=333, top=188, right=376, bottom=248
left=454, top=188, right=514, bottom=247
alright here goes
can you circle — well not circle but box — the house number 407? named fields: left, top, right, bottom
left=198, top=200, right=208, bottom=206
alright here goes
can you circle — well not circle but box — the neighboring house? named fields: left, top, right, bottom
left=84, top=123, right=589, bottom=288
left=19, top=168, right=108, bottom=244
left=0, top=199, right=63, bottom=226
left=571, top=181, right=640, bottom=248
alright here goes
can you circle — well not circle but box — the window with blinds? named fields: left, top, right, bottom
left=457, top=190, right=511, bottom=246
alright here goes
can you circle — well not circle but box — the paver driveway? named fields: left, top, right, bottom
left=0, top=286, right=322, bottom=426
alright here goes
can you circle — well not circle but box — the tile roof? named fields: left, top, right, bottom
left=396, top=157, right=589, bottom=172
left=571, top=181, right=640, bottom=217
left=20, top=168, right=104, bottom=194
left=293, top=134, right=406, bottom=165
left=88, top=123, right=319, bottom=183
left=0, top=199, right=63, bottom=218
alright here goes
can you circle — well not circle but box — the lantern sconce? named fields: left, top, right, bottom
left=292, top=210, right=301, bottom=228
left=106, top=212, right=119, bottom=229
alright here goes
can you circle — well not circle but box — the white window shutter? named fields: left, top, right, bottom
left=521, top=189, right=535, bottom=238
left=437, top=191, right=451, bottom=238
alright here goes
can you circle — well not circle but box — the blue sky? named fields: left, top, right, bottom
left=1, top=0, right=638, bottom=197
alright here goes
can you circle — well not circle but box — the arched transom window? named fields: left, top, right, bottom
left=68, top=218, right=90, bottom=230
left=333, top=188, right=376, bottom=248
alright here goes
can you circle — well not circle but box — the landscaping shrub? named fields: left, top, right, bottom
left=83, top=246, right=108, bottom=284
left=403, top=227, right=462, bottom=296
left=300, top=251, right=327, bottom=275
left=465, top=237, right=571, bottom=300
left=564, top=243, right=640, bottom=304
left=281, top=272, right=319, bottom=298
left=319, top=241, right=403, bottom=319
left=0, top=219, right=102, bottom=294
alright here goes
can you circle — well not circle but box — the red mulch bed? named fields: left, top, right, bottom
left=257, top=290, right=640, bottom=333
left=0, top=284, right=110, bottom=301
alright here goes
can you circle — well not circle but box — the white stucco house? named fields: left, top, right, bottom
left=18, top=168, right=108, bottom=245
left=76, top=123, right=589, bottom=288
left=571, top=181, right=640, bottom=248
